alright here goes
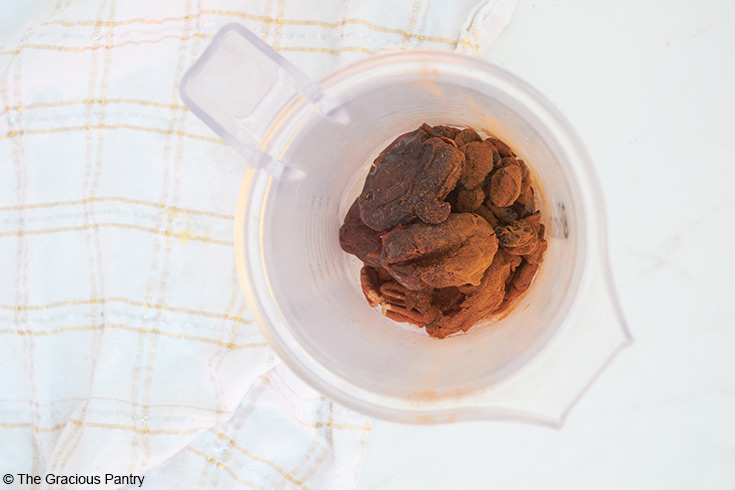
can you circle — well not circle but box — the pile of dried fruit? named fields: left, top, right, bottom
left=339, top=124, right=547, bottom=339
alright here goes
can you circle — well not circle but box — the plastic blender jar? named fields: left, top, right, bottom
left=180, top=24, right=632, bottom=426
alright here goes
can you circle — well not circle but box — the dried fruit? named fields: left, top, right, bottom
left=517, top=159, right=531, bottom=193
left=425, top=251, right=515, bottom=339
left=496, top=213, right=544, bottom=256
left=487, top=137, right=514, bottom=157
left=341, top=124, right=547, bottom=338
left=484, top=202, right=520, bottom=225
left=488, top=165, right=523, bottom=207
left=496, top=216, right=535, bottom=247
left=473, top=204, right=500, bottom=228
left=524, top=238, right=547, bottom=265
left=426, top=124, right=461, bottom=139
left=460, top=140, right=498, bottom=189
left=359, top=126, right=464, bottom=232
left=431, top=286, right=465, bottom=312
left=455, top=128, right=482, bottom=147
left=511, top=185, right=537, bottom=218
left=511, top=260, right=539, bottom=292
left=455, top=186, right=485, bottom=212
left=339, top=199, right=382, bottom=266
left=497, top=156, right=519, bottom=169
left=381, top=213, right=498, bottom=290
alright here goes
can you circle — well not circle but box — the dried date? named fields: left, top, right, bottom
left=381, top=213, right=498, bottom=290
left=454, top=128, right=482, bottom=147
left=488, top=164, right=523, bottom=207
left=455, top=186, right=485, bottom=212
left=359, top=126, right=464, bottom=232
left=339, top=199, right=382, bottom=266
left=460, top=140, right=498, bottom=189
left=425, top=251, right=515, bottom=338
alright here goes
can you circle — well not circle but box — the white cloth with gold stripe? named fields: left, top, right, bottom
left=0, top=0, right=516, bottom=488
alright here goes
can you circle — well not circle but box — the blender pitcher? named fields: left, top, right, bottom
left=180, top=23, right=632, bottom=426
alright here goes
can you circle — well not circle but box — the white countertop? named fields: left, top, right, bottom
left=357, top=0, right=735, bottom=488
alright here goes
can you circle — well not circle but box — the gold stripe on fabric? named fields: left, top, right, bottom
left=0, top=222, right=233, bottom=246
left=216, top=431, right=312, bottom=490
left=0, top=98, right=188, bottom=118
left=0, top=323, right=265, bottom=349
left=0, top=124, right=226, bottom=145
left=0, top=296, right=250, bottom=324
left=67, top=418, right=205, bottom=435
left=0, top=396, right=232, bottom=414
left=43, top=11, right=460, bottom=47
left=0, top=37, right=480, bottom=57
left=135, top=1, right=200, bottom=468
left=0, top=196, right=234, bottom=220
left=0, top=422, right=68, bottom=432
left=278, top=45, right=374, bottom=55
left=49, top=1, right=112, bottom=471
left=0, top=33, right=212, bottom=55
left=107, top=323, right=265, bottom=349
left=186, top=446, right=265, bottom=490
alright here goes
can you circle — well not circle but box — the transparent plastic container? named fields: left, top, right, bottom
left=180, top=24, right=632, bottom=426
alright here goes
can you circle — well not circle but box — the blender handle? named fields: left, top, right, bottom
left=180, top=23, right=349, bottom=179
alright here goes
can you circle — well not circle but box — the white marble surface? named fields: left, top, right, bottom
left=357, top=0, right=735, bottom=488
